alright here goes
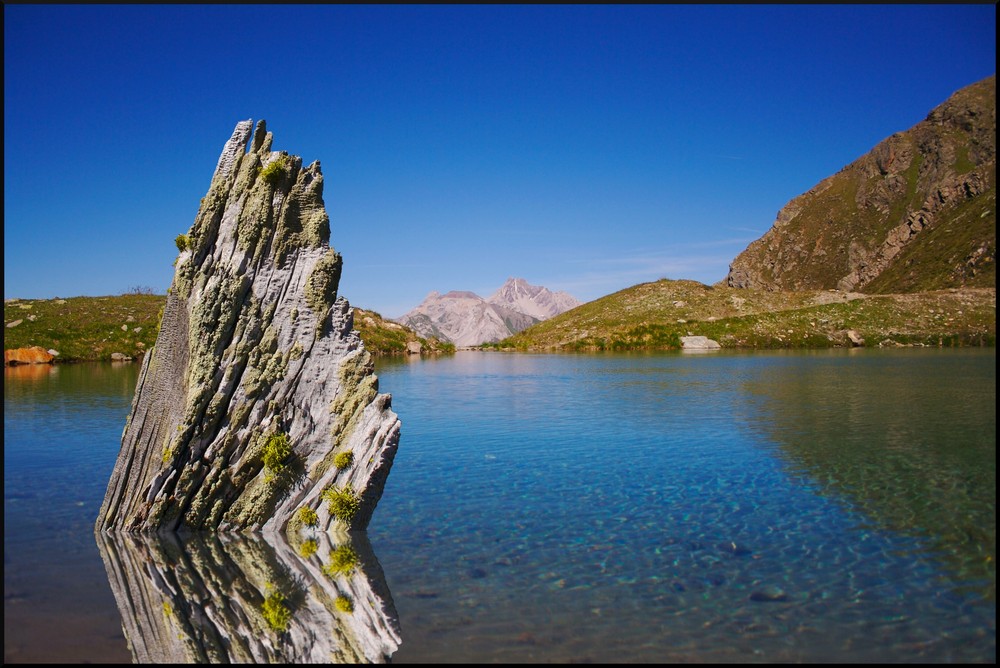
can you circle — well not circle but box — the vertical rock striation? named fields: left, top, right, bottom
left=97, top=120, right=400, bottom=534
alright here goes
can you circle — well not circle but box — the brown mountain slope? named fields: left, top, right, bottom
left=726, top=74, right=995, bottom=294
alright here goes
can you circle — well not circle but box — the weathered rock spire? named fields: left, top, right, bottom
left=97, top=119, right=400, bottom=534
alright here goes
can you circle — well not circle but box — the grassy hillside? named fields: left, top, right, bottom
left=489, top=279, right=995, bottom=351
left=7, top=281, right=993, bottom=361
left=3, top=295, right=451, bottom=362
left=352, top=307, right=455, bottom=356
left=3, top=294, right=163, bottom=362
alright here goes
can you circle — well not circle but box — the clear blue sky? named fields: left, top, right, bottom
left=4, top=4, right=996, bottom=318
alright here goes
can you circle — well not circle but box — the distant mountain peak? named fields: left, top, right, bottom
left=441, top=290, right=480, bottom=299
left=488, top=277, right=581, bottom=322
left=398, top=278, right=581, bottom=346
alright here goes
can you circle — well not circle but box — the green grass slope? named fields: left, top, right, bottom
left=3, top=294, right=163, bottom=362
left=4, top=295, right=450, bottom=362
left=491, top=279, right=995, bottom=351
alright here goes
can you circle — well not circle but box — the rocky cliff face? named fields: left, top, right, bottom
left=487, top=277, right=582, bottom=321
left=398, top=278, right=580, bottom=346
left=726, top=75, right=995, bottom=294
left=96, top=120, right=400, bottom=534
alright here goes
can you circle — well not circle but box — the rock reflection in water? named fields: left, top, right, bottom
left=96, top=530, right=401, bottom=663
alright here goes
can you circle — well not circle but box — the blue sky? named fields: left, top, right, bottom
left=4, top=4, right=996, bottom=318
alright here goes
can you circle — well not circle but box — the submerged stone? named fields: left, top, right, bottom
left=749, top=585, right=788, bottom=602
left=96, top=120, right=400, bottom=534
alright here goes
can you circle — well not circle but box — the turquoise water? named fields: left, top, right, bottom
left=3, top=350, right=996, bottom=662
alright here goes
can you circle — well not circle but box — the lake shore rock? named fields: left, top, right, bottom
left=4, top=346, right=55, bottom=365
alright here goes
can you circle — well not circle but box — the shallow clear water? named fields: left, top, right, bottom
left=3, top=350, right=996, bottom=663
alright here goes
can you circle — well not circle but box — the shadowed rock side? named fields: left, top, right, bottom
left=96, top=119, right=400, bottom=533
left=96, top=530, right=401, bottom=663
left=727, top=74, right=995, bottom=294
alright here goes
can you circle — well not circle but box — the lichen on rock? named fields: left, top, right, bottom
left=96, top=120, right=400, bottom=535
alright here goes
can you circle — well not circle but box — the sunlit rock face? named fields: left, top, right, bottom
left=96, top=120, right=400, bottom=534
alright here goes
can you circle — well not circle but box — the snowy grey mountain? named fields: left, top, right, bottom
left=397, top=278, right=581, bottom=346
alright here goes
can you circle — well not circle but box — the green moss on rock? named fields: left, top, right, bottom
left=305, top=249, right=343, bottom=324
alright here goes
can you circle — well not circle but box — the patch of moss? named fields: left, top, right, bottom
left=333, top=450, right=354, bottom=471
left=321, top=485, right=360, bottom=524
left=261, top=587, right=291, bottom=634
left=304, top=249, right=343, bottom=324
left=322, top=544, right=360, bottom=577
left=298, top=538, right=319, bottom=559
left=335, top=595, right=354, bottom=613
left=242, top=325, right=289, bottom=400
left=260, top=155, right=288, bottom=186
left=262, top=432, right=291, bottom=480
left=297, top=505, right=319, bottom=527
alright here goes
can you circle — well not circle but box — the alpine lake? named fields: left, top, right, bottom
left=3, top=348, right=995, bottom=663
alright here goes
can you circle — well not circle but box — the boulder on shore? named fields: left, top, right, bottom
left=680, top=336, right=721, bottom=350
left=4, top=346, right=56, bottom=365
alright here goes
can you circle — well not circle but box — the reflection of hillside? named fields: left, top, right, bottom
left=96, top=530, right=401, bottom=663
left=742, top=351, right=995, bottom=600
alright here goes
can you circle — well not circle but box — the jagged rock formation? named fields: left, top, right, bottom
left=398, top=278, right=580, bottom=346
left=96, top=120, right=400, bottom=534
left=97, top=530, right=400, bottom=663
left=487, top=277, right=582, bottom=321
left=727, top=75, right=995, bottom=293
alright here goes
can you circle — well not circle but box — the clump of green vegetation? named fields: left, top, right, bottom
left=297, top=505, right=319, bottom=527
left=335, top=595, right=354, bottom=613
left=334, top=450, right=354, bottom=471
left=321, top=485, right=360, bottom=523
left=298, top=538, right=319, bottom=559
left=175, top=234, right=190, bottom=252
left=260, top=156, right=288, bottom=185
left=261, top=587, right=292, bottom=633
left=262, top=432, right=292, bottom=480
left=322, top=544, right=360, bottom=577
